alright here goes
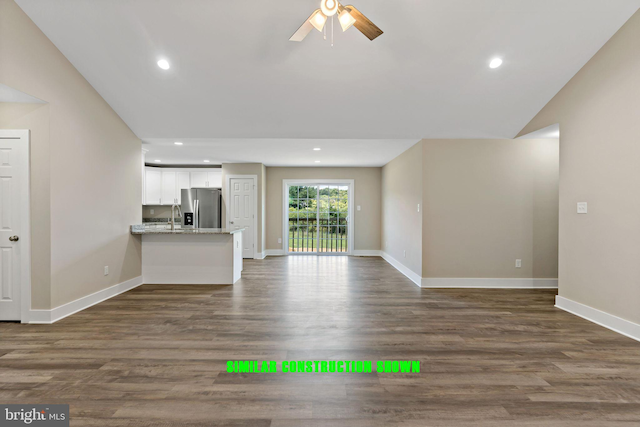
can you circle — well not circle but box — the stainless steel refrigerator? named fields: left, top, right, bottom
left=181, top=188, right=222, bottom=229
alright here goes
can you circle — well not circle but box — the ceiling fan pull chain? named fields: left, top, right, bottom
left=324, top=21, right=327, bottom=40
left=331, top=15, right=334, bottom=47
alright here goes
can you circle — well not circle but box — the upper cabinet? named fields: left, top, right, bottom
left=176, top=172, right=190, bottom=204
left=208, top=171, right=222, bottom=188
left=190, top=170, right=221, bottom=188
left=145, top=168, right=162, bottom=205
left=161, top=171, right=177, bottom=205
left=190, top=171, right=207, bottom=188
left=143, top=167, right=222, bottom=205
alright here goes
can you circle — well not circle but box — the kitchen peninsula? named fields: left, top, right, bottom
left=131, top=225, right=244, bottom=285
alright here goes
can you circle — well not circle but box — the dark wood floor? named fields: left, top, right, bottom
left=1, top=256, right=640, bottom=426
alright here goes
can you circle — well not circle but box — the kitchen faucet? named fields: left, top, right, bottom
left=170, top=203, right=182, bottom=231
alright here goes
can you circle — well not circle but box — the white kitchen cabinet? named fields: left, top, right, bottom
left=190, top=171, right=207, bottom=188
left=143, top=167, right=221, bottom=205
left=207, top=171, right=222, bottom=188
left=161, top=171, right=177, bottom=205
left=176, top=172, right=190, bottom=203
left=145, top=168, right=162, bottom=205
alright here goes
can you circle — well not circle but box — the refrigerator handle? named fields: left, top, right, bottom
left=194, top=199, right=199, bottom=229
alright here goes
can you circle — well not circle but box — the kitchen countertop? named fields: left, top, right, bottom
left=131, top=225, right=245, bottom=235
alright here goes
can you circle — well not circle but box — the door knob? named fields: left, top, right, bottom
left=9, top=236, right=19, bottom=242
left=230, top=221, right=234, bottom=224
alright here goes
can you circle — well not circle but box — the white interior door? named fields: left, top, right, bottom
left=0, top=130, right=29, bottom=321
left=229, top=178, right=254, bottom=259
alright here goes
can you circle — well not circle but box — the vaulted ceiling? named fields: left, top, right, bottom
left=15, top=0, right=640, bottom=164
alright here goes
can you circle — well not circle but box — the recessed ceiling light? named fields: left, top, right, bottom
left=174, top=142, right=183, bottom=145
left=313, top=148, right=321, bottom=151
left=489, top=58, right=503, bottom=69
left=157, top=59, right=170, bottom=70
left=203, top=160, right=210, bottom=163
left=155, top=159, right=162, bottom=163
left=315, top=160, right=321, bottom=163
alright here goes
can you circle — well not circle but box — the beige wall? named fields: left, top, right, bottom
left=381, top=142, right=423, bottom=276
left=0, top=103, right=52, bottom=309
left=1, top=0, right=142, bottom=309
left=221, top=163, right=265, bottom=253
left=422, top=139, right=559, bottom=279
left=517, top=10, right=640, bottom=323
left=265, top=167, right=382, bottom=251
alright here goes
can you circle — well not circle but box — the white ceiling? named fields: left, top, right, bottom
left=143, top=139, right=419, bottom=167
left=15, top=0, right=640, bottom=165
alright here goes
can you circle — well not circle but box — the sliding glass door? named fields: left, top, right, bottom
left=285, top=181, right=353, bottom=255
left=288, top=185, right=318, bottom=253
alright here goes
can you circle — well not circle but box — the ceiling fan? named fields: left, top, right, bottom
left=289, top=0, right=383, bottom=43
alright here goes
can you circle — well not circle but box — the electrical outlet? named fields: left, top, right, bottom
left=515, top=259, right=522, bottom=268
left=278, top=238, right=282, bottom=244
left=403, top=250, right=406, bottom=258
left=417, top=204, right=420, bottom=213
left=104, top=266, right=109, bottom=276
left=577, top=202, right=588, bottom=214
left=357, top=205, right=361, bottom=211
left=150, top=209, right=154, bottom=214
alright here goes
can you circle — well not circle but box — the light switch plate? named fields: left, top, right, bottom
left=577, top=202, right=588, bottom=214
left=515, top=259, right=522, bottom=268
left=417, top=204, right=420, bottom=213
left=104, top=266, right=109, bottom=276
left=278, top=238, right=282, bottom=244
left=150, top=209, right=154, bottom=214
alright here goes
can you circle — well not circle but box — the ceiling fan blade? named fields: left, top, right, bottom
left=289, top=10, right=318, bottom=42
left=344, top=5, right=383, bottom=41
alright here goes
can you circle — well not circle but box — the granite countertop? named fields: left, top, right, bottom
left=131, top=225, right=245, bottom=235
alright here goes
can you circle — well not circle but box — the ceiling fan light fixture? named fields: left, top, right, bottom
left=310, top=10, right=327, bottom=32
left=289, top=2, right=382, bottom=42
left=320, top=0, right=339, bottom=17
left=338, top=9, right=356, bottom=31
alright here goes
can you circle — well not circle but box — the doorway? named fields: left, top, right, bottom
left=283, top=180, right=354, bottom=255
left=226, top=175, right=257, bottom=259
left=0, top=130, right=31, bottom=322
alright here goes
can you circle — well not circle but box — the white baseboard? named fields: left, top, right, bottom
left=352, top=250, right=381, bottom=257
left=421, top=277, right=558, bottom=289
left=265, top=249, right=286, bottom=257
left=380, top=251, right=421, bottom=287
left=255, top=251, right=266, bottom=260
left=27, top=309, right=53, bottom=324
left=378, top=251, right=558, bottom=290
left=28, top=275, right=143, bottom=324
left=556, top=296, right=640, bottom=343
